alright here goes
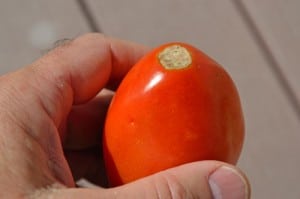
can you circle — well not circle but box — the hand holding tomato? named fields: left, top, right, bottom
left=0, top=34, right=249, bottom=198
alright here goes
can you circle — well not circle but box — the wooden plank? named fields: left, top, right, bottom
left=240, top=0, right=300, bottom=105
left=0, top=0, right=90, bottom=75
left=87, top=0, right=300, bottom=198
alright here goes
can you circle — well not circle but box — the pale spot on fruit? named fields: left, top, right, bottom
left=158, top=45, right=192, bottom=70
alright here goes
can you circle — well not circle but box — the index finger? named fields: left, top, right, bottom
left=4, top=33, right=148, bottom=142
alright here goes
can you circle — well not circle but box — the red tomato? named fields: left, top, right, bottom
left=103, top=43, right=244, bottom=187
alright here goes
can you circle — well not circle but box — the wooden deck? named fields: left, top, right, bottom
left=0, top=0, right=299, bottom=198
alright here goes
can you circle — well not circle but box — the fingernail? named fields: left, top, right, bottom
left=208, top=166, right=250, bottom=199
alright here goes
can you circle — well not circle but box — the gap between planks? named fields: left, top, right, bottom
left=232, top=0, right=300, bottom=120
left=76, top=0, right=101, bottom=32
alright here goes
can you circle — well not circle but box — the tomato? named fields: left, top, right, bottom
left=103, top=43, right=244, bottom=187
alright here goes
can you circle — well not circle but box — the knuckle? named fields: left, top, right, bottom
left=153, top=172, right=196, bottom=199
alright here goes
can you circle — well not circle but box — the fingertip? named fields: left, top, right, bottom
left=208, top=165, right=250, bottom=199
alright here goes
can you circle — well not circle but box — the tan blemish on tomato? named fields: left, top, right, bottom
left=158, top=45, right=192, bottom=70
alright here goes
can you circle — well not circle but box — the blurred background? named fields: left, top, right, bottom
left=0, top=0, right=299, bottom=198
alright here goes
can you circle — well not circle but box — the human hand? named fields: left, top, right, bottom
left=0, top=33, right=250, bottom=198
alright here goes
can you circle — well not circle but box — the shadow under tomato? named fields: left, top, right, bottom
left=64, top=145, right=109, bottom=187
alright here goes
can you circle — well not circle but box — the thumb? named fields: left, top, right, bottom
left=45, top=161, right=250, bottom=199
left=108, top=161, right=250, bottom=199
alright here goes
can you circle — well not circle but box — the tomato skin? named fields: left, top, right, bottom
left=103, top=42, right=244, bottom=187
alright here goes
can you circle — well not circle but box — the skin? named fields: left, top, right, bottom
left=0, top=33, right=250, bottom=198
